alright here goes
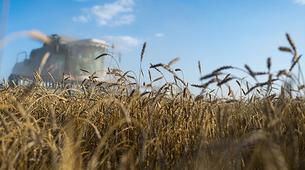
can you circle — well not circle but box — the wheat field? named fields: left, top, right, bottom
left=0, top=33, right=305, bottom=170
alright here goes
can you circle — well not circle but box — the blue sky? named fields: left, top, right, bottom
left=1, top=0, right=305, bottom=85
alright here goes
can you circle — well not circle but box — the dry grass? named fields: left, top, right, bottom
left=0, top=34, right=305, bottom=170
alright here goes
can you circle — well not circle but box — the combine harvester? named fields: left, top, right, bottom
left=8, top=34, right=109, bottom=87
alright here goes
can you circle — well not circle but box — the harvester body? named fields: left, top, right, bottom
left=9, top=34, right=108, bottom=85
